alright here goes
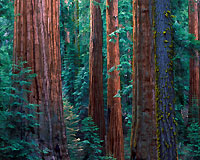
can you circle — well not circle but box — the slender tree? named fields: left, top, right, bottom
left=89, top=0, right=106, bottom=152
left=75, top=0, right=80, bottom=55
left=60, top=0, right=70, bottom=63
left=199, top=1, right=200, bottom=40
left=188, top=0, right=199, bottom=123
left=13, top=0, right=70, bottom=159
left=130, top=1, right=137, bottom=158
left=199, top=0, right=200, bottom=124
left=106, top=0, right=124, bottom=159
left=153, top=0, right=178, bottom=159
left=73, top=0, right=80, bottom=70
left=130, top=0, right=157, bottom=159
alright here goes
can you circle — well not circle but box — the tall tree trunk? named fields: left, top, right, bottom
left=198, top=0, right=200, bottom=125
left=75, top=0, right=80, bottom=57
left=89, top=0, right=106, bottom=153
left=130, top=0, right=137, bottom=159
left=188, top=0, right=199, bottom=123
left=154, top=0, right=178, bottom=159
left=130, top=0, right=157, bottom=159
left=106, top=0, right=124, bottom=159
left=198, top=0, right=200, bottom=41
left=73, top=0, right=80, bottom=69
left=60, top=0, right=70, bottom=65
left=13, top=0, right=70, bottom=159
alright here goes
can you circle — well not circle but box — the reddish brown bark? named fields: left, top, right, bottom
left=89, top=0, right=106, bottom=152
left=106, top=0, right=124, bottom=159
left=188, top=0, right=199, bottom=122
left=199, top=0, right=200, bottom=124
left=74, top=0, right=80, bottom=68
left=130, top=0, right=137, bottom=158
left=199, top=1, right=200, bottom=40
left=130, top=0, right=157, bottom=159
left=13, top=0, right=70, bottom=159
left=63, top=0, right=70, bottom=44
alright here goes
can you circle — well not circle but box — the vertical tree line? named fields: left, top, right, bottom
left=0, top=0, right=199, bottom=159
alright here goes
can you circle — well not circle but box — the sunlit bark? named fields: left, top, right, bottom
left=13, top=0, right=70, bottom=159
left=106, top=0, right=124, bottom=159
left=188, top=0, right=199, bottom=123
left=130, top=0, right=137, bottom=159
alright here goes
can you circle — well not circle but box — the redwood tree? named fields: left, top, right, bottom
left=106, top=0, right=124, bottom=159
left=188, top=0, right=199, bottom=122
left=130, top=0, right=157, bottom=159
left=199, top=1, right=200, bottom=40
left=199, top=1, right=200, bottom=124
left=13, top=0, right=70, bottom=159
left=89, top=0, right=105, bottom=151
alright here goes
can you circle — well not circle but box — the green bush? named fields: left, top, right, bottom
left=0, top=61, right=40, bottom=159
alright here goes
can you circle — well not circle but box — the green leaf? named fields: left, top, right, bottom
left=114, top=90, right=121, bottom=98
left=108, top=66, right=115, bottom=73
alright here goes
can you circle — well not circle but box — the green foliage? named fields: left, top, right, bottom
left=64, top=101, right=81, bottom=160
left=0, top=0, right=13, bottom=58
left=1, top=0, right=197, bottom=159
left=78, top=117, right=103, bottom=160
left=64, top=102, right=115, bottom=160
left=79, top=117, right=115, bottom=160
left=61, top=1, right=133, bottom=159
left=172, top=0, right=200, bottom=159
left=118, top=2, right=133, bottom=158
left=74, top=60, right=89, bottom=109
left=61, top=0, right=90, bottom=108
left=118, top=0, right=133, bottom=116
left=178, top=122, right=200, bottom=160
left=0, top=60, right=40, bottom=159
left=0, top=2, right=40, bottom=158
left=186, top=122, right=200, bottom=159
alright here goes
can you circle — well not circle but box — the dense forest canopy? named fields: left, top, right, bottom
left=0, top=0, right=200, bottom=159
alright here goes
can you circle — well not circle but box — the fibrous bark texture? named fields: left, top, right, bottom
left=130, top=0, right=157, bottom=159
left=154, top=0, right=178, bottom=159
left=130, top=2, right=137, bottom=157
left=14, top=0, right=70, bottom=159
left=89, top=0, right=106, bottom=151
left=188, top=0, right=199, bottom=122
left=199, top=1, right=200, bottom=40
left=198, top=1, right=200, bottom=124
left=106, top=0, right=124, bottom=159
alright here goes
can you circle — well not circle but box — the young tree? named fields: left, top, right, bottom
left=89, top=0, right=106, bottom=151
left=106, top=0, right=124, bottom=159
left=154, top=0, right=178, bottom=159
left=130, top=0, right=157, bottom=159
left=188, top=0, right=199, bottom=122
left=13, top=0, right=70, bottom=159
